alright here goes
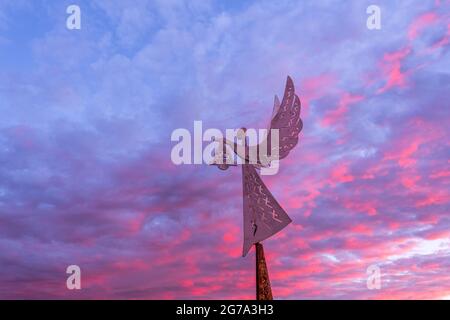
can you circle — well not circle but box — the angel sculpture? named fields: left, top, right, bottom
left=211, top=76, right=303, bottom=258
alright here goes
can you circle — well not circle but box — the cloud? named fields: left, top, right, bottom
left=0, top=0, right=448, bottom=299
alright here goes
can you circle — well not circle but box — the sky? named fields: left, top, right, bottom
left=0, top=0, right=449, bottom=299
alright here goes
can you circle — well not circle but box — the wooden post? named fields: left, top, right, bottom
left=255, top=242, right=273, bottom=300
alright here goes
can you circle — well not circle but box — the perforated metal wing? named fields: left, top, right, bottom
left=266, top=76, right=303, bottom=160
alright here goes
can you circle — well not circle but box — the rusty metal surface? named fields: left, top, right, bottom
left=256, top=243, right=273, bottom=300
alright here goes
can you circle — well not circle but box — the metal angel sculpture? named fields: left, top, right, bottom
left=210, top=76, right=303, bottom=299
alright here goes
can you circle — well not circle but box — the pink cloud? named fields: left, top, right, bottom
left=350, top=224, right=373, bottom=236
left=321, top=93, right=364, bottom=127
left=300, top=73, right=337, bottom=110
left=430, top=23, right=450, bottom=50
left=377, top=47, right=412, bottom=93
left=408, top=12, right=439, bottom=41
left=384, top=136, right=423, bottom=168
left=330, top=163, right=355, bottom=184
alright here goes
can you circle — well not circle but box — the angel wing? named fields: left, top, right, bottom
left=271, top=95, right=281, bottom=121
left=220, top=76, right=302, bottom=167
left=266, top=76, right=303, bottom=161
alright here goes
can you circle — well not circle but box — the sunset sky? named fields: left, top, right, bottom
left=0, top=0, right=449, bottom=299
